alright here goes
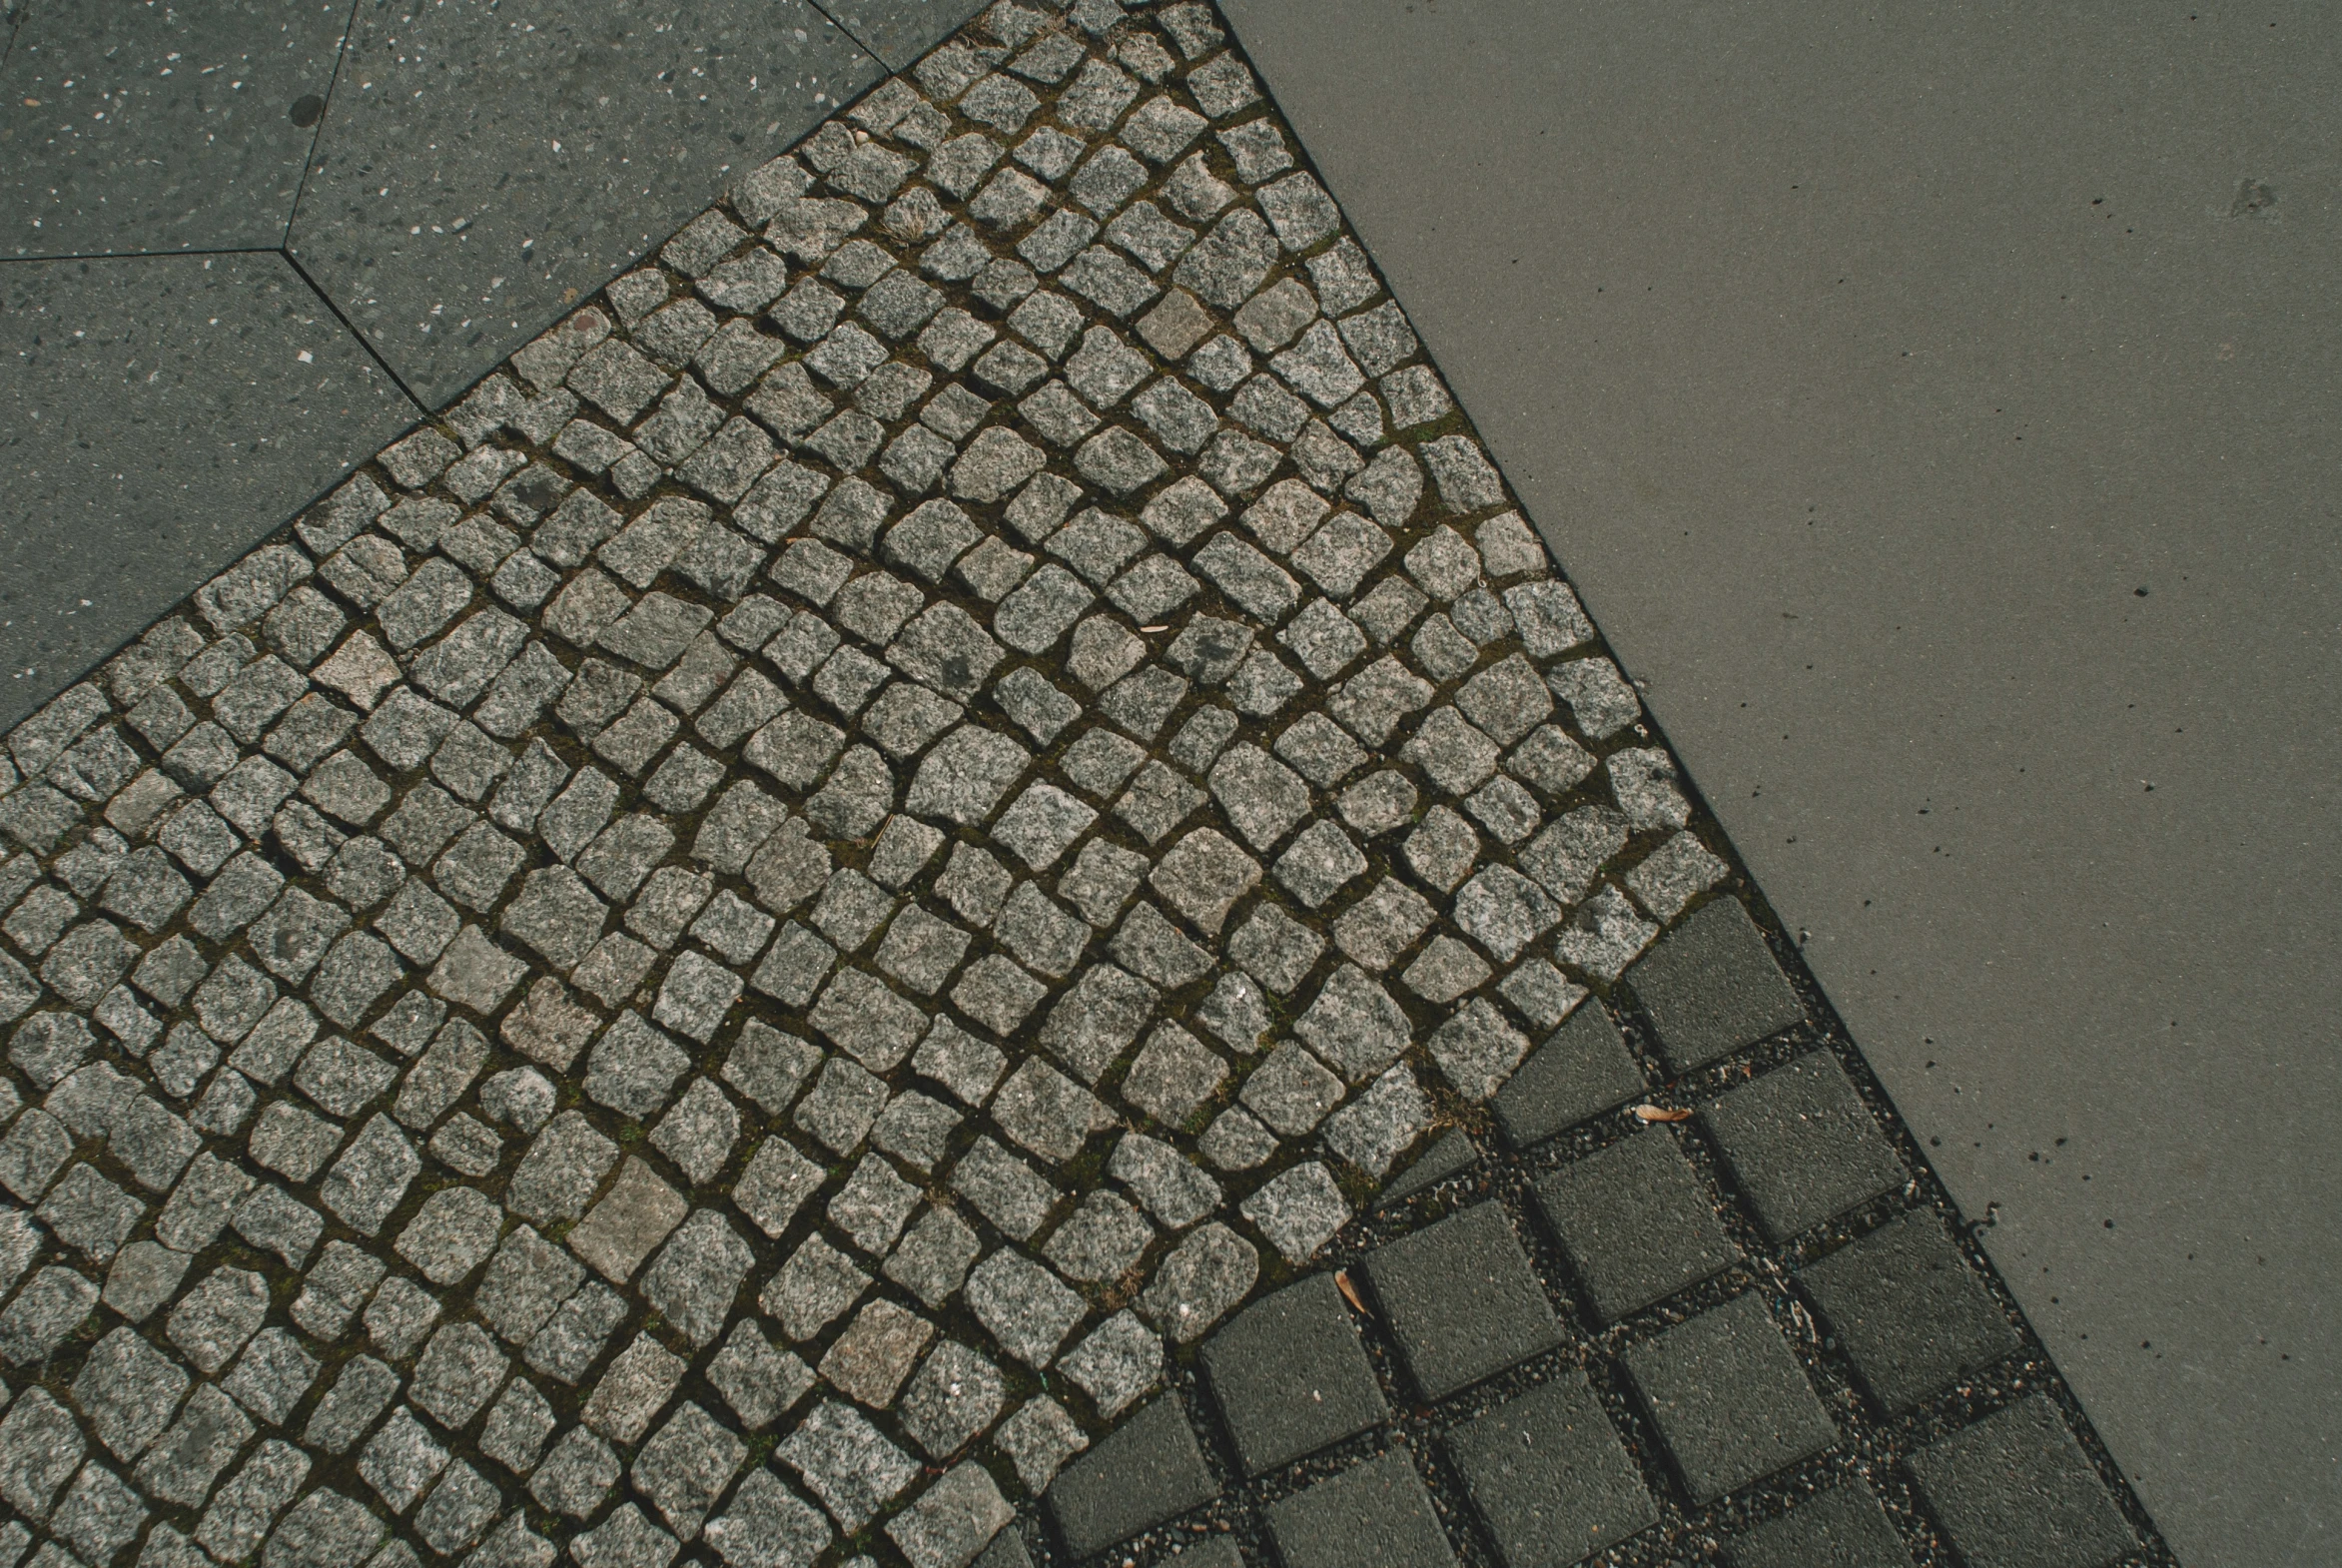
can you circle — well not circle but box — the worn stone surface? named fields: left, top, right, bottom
left=1267, top=1451, right=1457, bottom=1568
left=1531, top=1129, right=1742, bottom=1323
left=1907, top=1395, right=2135, bottom=1568
left=1623, top=1293, right=1839, bottom=1504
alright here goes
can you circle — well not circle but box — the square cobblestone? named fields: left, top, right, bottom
left=1202, top=1271, right=1386, bottom=1475
left=136, top=1384, right=251, bottom=1507
left=1907, top=1396, right=2135, bottom=1568
left=529, top=1425, right=618, bottom=1519
left=1047, top=1394, right=1217, bottom=1558
left=1061, top=1308, right=1164, bottom=1420
left=1623, top=1293, right=1838, bottom=1504
left=364, top=1275, right=442, bottom=1361
left=949, top=1138, right=1056, bottom=1245
left=1242, top=1161, right=1350, bottom=1263
left=633, top=1401, right=746, bottom=1541
left=1491, top=1000, right=1643, bottom=1149
left=1628, top=897, right=1805, bottom=1073
left=1427, top=996, right=1532, bottom=1104
left=303, top=1357, right=398, bottom=1458
left=1727, top=1481, right=1915, bottom=1568
left=569, top=1157, right=687, bottom=1283
left=1701, top=1053, right=1906, bottom=1242
left=1799, top=1210, right=2021, bottom=1413
left=779, top=1400, right=918, bottom=1532
left=1533, top=1131, right=1742, bottom=1322
left=1323, top=1064, right=1431, bottom=1178
left=1362, top=1202, right=1563, bottom=1401
left=706, top=1318, right=813, bottom=1431
left=1445, top=1369, right=1657, bottom=1568
left=1112, top=1131, right=1224, bottom=1229
left=1268, top=1451, right=1458, bottom=1568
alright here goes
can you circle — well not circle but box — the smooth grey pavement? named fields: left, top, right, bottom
left=821, top=0, right=1001, bottom=71
left=1218, top=2, right=2339, bottom=1564
left=1, top=0, right=351, bottom=257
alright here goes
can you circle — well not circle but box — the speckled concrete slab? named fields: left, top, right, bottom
left=0, top=0, right=350, bottom=257
left=822, top=0, right=998, bottom=73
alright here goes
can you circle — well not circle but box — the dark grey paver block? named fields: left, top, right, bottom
left=1491, top=1001, right=1645, bottom=1149
left=1798, top=1209, right=2021, bottom=1413
left=1266, top=1450, right=1459, bottom=1568
left=1201, top=1272, right=1386, bottom=1476
left=1907, top=1396, right=2134, bottom=1568
left=290, top=1, right=880, bottom=406
left=1047, top=1394, right=1217, bottom=1558
left=1701, top=1052, right=1905, bottom=1241
left=1360, top=1201, right=1563, bottom=1401
left=1623, top=1293, right=1837, bottom=1504
left=0, top=256, right=416, bottom=734
left=1531, top=1131, right=1741, bottom=1323
left=1726, top=1481, right=1915, bottom=1568
left=1625, top=898, right=1804, bottom=1074
left=1445, top=1369, right=1657, bottom=1568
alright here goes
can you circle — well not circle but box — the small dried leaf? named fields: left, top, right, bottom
left=1632, top=1104, right=1692, bottom=1123
left=1333, top=1269, right=1369, bottom=1316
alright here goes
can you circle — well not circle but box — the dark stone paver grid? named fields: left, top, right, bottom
left=1024, top=924, right=2162, bottom=1567
left=0, top=4, right=2169, bottom=1568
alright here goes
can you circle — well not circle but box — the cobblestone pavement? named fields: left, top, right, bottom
left=0, top=4, right=2167, bottom=1567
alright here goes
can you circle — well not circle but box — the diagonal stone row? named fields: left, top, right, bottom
left=0, top=3, right=1743, bottom=1566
